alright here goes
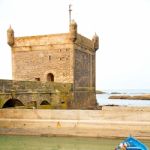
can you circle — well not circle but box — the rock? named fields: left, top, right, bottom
left=108, top=94, right=150, bottom=100
left=96, top=90, right=106, bottom=94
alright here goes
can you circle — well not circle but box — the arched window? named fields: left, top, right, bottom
left=47, top=73, right=54, bottom=82
left=2, top=99, right=24, bottom=108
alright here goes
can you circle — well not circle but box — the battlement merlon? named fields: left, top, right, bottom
left=7, top=26, right=14, bottom=46
left=7, top=23, right=99, bottom=51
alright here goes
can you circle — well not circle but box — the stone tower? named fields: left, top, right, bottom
left=7, top=21, right=99, bottom=109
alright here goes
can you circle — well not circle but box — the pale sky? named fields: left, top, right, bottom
left=0, top=0, right=150, bottom=90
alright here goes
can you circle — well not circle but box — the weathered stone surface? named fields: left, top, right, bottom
left=12, top=34, right=73, bottom=83
left=0, top=107, right=150, bottom=139
left=7, top=21, right=99, bottom=109
left=0, top=80, right=73, bottom=109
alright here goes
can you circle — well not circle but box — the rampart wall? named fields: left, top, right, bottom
left=0, top=106, right=149, bottom=139
left=0, top=80, right=73, bottom=109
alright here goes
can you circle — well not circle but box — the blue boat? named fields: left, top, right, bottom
left=115, top=136, right=149, bottom=150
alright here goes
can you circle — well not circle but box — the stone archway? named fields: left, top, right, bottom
left=40, top=100, right=50, bottom=105
left=2, top=99, right=24, bottom=108
left=47, top=73, right=54, bottom=82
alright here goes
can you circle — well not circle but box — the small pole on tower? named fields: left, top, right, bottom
left=69, top=4, right=72, bottom=24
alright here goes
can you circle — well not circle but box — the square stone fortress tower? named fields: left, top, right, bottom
left=7, top=20, right=99, bottom=109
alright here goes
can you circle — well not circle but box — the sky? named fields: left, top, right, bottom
left=0, top=0, right=150, bottom=90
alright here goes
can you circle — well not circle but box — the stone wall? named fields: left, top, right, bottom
left=0, top=80, right=73, bottom=109
left=0, top=107, right=149, bottom=139
left=76, top=34, right=94, bottom=50
left=12, top=34, right=74, bottom=83
left=73, top=38, right=96, bottom=108
left=14, top=33, right=70, bottom=47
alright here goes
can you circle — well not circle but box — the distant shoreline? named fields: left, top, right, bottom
left=96, top=90, right=106, bottom=94
left=109, top=94, right=150, bottom=100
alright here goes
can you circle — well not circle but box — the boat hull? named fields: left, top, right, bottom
left=116, top=136, right=149, bottom=150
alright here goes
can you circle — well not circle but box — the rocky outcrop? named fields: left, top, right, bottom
left=96, top=90, right=106, bottom=94
left=109, top=94, right=150, bottom=100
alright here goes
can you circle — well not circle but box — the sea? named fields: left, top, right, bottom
left=0, top=135, right=149, bottom=150
left=96, top=89, right=150, bottom=107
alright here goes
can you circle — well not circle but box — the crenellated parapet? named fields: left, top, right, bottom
left=76, top=34, right=94, bottom=50
left=69, top=20, right=99, bottom=52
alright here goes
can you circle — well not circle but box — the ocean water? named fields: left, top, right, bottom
left=96, top=89, right=150, bottom=107
left=0, top=135, right=149, bottom=150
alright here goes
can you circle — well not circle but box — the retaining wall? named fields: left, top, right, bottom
left=0, top=106, right=150, bottom=139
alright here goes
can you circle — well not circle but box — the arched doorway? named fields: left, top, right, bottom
left=40, top=100, right=50, bottom=105
left=2, top=99, right=24, bottom=108
left=47, top=73, right=54, bottom=82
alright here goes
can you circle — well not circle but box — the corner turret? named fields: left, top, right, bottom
left=69, top=20, right=77, bottom=42
left=92, top=33, right=99, bottom=51
left=7, top=25, right=14, bottom=47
